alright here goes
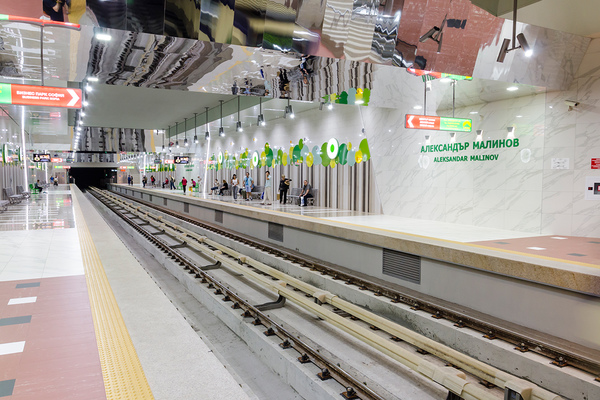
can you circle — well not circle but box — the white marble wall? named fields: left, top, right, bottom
left=366, top=39, right=600, bottom=237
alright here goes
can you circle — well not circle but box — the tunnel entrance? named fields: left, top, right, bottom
left=69, top=168, right=117, bottom=190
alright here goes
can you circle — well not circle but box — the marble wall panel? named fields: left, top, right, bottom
left=541, top=214, right=573, bottom=236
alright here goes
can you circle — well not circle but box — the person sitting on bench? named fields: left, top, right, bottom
left=299, top=180, right=312, bottom=207
left=34, top=180, right=44, bottom=193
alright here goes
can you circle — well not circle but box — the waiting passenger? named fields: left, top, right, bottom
left=262, top=171, right=272, bottom=205
left=210, top=179, right=219, bottom=195
left=243, top=172, right=254, bottom=201
left=169, top=176, right=175, bottom=190
left=279, top=174, right=290, bottom=204
left=231, top=174, right=239, bottom=200
left=219, top=180, right=229, bottom=196
left=181, top=177, right=187, bottom=195
left=35, top=180, right=44, bottom=193
left=299, top=180, right=312, bottom=207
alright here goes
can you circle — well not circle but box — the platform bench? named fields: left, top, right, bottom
left=4, top=188, right=23, bottom=204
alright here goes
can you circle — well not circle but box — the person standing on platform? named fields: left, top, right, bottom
left=299, top=179, right=312, bottom=206
left=142, top=176, right=147, bottom=188
left=231, top=174, right=239, bottom=200
left=243, top=172, right=254, bottom=201
left=151, top=175, right=156, bottom=187
left=262, top=171, right=272, bottom=205
left=279, top=174, right=290, bottom=204
left=181, top=177, right=187, bottom=195
left=169, top=176, right=175, bottom=190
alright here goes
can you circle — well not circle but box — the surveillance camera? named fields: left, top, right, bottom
left=564, top=100, right=579, bottom=108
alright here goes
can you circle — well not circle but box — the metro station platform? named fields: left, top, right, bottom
left=0, top=185, right=250, bottom=399
left=112, top=184, right=600, bottom=297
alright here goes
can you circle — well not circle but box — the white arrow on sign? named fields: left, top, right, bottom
left=66, top=89, right=80, bottom=107
left=407, top=115, right=414, bottom=128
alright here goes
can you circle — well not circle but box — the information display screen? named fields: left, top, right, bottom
left=32, top=154, right=51, bottom=162
left=174, top=156, right=189, bottom=164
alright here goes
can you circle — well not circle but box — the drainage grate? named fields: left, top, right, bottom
left=268, top=223, right=284, bottom=242
left=184, top=203, right=189, bottom=213
left=215, top=210, right=223, bottom=223
left=163, top=198, right=168, bottom=206
left=382, top=248, right=421, bottom=284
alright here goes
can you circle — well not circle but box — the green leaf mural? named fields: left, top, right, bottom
left=209, top=138, right=369, bottom=170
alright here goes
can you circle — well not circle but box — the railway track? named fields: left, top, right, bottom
left=91, top=187, right=596, bottom=399
left=100, top=188, right=600, bottom=381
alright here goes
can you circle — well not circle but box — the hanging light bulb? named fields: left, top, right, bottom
left=258, top=97, right=265, bottom=126
left=204, top=107, right=210, bottom=140
left=236, top=96, right=243, bottom=132
left=219, top=100, right=225, bottom=137
left=193, top=112, right=198, bottom=144
left=184, top=117, right=189, bottom=147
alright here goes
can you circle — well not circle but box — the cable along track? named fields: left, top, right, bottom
left=93, top=187, right=570, bottom=400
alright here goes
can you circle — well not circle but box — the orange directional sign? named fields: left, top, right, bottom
left=0, top=83, right=81, bottom=109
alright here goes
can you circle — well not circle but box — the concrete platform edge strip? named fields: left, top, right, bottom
left=72, top=188, right=154, bottom=400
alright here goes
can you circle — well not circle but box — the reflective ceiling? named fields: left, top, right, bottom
left=0, top=0, right=593, bottom=152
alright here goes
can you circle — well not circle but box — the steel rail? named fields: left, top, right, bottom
left=93, top=188, right=568, bottom=400
left=101, top=187, right=600, bottom=380
left=89, top=188, right=386, bottom=400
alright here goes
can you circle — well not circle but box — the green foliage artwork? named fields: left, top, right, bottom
left=207, top=138, right=370, bottom=171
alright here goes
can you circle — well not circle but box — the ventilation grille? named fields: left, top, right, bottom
left=140, top=193, right=143, bottom=200
left=268, top=223, right=284, bottom=242
left=184, top=203, right=189, bottom=213
left=215, top=210, right=223, bottom=223
left=148, top=194, right=152, bottom=202
left=382, top=249, right=421, bottom=284
left=163, top=198, right=168, bottom=206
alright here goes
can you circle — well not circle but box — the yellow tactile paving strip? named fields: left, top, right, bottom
left=73, top=192, right=154, bottom=400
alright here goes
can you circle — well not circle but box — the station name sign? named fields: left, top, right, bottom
left=32, top=154, right=51, bottom=162
left=174, top=156, right=189, bottom=164
left=0, top=83, right=81, bottom=109
left=405, top=114, right=472, bottom=132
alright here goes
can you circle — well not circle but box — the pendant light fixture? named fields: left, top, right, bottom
left=287, top=98, right=294, bottom=119
left=193, top=113, right=198, bottom=144
left=236, top=96, right=243, bottom=132
left=168, top=125, right=172, bottom=153
left=219, top=100, right=225, bottom=137
left=162, top=127, right=165, bottom=152
left=204, top=107, right=210, bottom=140
left=257, top=97, right=266, bottom=126
left=175, top=121, right=180, bottom=148
left=184, top=117, right=189, bottom=147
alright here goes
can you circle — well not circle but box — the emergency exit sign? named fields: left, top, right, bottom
left=405, top=114, right=472, bottom=132
left=0, top=83, right=81, bottom=109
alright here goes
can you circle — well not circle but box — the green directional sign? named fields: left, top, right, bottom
left=440, top=117, right=472, bottom=132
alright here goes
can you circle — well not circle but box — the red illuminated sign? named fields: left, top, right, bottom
left=0, top=83, right=81, bottom=109
left=592, top=158, right=600, bottom=169
left=164, top=159, right=174, bottom=164
left=51, top=157, right=63, bottom=163
left=0, top=14, right=80, bottom=29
